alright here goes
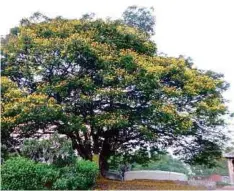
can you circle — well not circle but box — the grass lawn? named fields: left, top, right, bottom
left=94, top=178, right=205, bottom=190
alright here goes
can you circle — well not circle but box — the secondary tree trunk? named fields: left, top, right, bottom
left=99, top=139, right=111, bottom=176
left=71, top=135, right=112, bottom=177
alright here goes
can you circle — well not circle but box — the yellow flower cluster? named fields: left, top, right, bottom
left=95, top=112, right=128, bottom=128
left=1, top=116, right=18, bottom=124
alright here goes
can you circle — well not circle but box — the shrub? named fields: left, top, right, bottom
left=35, top=162, right=60, bottom=189
left=52, top=172, right=87, bottom=190
left=76, top=159, right=99, bottom=185
left=52, top=160, right=99, bottom=190
left=1, top=157, right=98, bottom=190
left=1, top=157, right=59, bottom=190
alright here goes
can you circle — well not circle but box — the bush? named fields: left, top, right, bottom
left=52, top=159, right=99, bottom=190
left=1, top=157, right=99, bottom=190
left=53, top=166, right=82, bottom=190
left=52, top=172, right=88, bottom=190
left=35, top=162, right=60, bottom=189
left=76, top=159, right=99, bottom=185
left=1, top=157, right=59, bottom=190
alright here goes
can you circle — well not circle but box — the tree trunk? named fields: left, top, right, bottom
left=71, top=134, right=112, bottom=177
left=99, top=154, right=109, bottom=176
left=99, top=139, right=111, bottom=177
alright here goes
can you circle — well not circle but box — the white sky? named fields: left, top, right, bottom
left=1, top=0, right=233, bottom=136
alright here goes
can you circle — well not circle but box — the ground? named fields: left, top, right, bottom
left=218, top=185, right=234, bottom=190
left=94, top=178, right=205, bottom=190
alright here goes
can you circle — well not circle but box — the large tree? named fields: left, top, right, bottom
left=1, top=14, right=229, bottom=174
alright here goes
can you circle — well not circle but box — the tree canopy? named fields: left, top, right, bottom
left=1, top=76, right=62, bottom=159
left=1, top=13, right=229, bottom=174
left=122, top=5, right=156, bottom=35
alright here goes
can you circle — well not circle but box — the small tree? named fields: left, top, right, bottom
left=21, top=133, right=76, bottom=167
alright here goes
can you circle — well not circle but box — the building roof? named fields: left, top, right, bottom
left=223, top=150, right=234, bottom=158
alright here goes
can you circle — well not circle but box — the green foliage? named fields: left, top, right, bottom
left=21, top=133, right=76, bottom=167
left=132, top=154, right=190, bottom=175
left=52, top=160, right=99, bottom=190
left=1, top=76, right=63, bottom=160
left=108, top=149, right=165, bottom=170
left=1, top=157, right=99, bottom=190
left=35, top=162, right=60, bottom=189
left=1, top=157, right=59, bottom=190
left=109, top=153, right=229, bottom=178
left=1, top=13, right=229, bottom=171
left=190, top=157, right=229, bottom=176
left=81, top=12, right=95, bottom=21
left=52, top=167, right=87, bottom=190
left=122, top=5, right=156, bottom=35
left=109, top=154, right=190, bottom=175
left=225, top=141, right=234, bottom=153
left=77, top=159, right=99, bottom=179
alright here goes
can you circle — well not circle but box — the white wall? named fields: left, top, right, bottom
left=124, top=170, right=187, bottom=181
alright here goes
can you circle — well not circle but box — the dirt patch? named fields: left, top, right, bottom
left=94, top=178, right=206, bottom=190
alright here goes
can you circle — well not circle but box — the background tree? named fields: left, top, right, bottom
left=21, top=133, right=77, bottom=167
left=190, top=157, right=229, bottom=176
left=225, top=141, right=234, bottom=153
left=1, top=14, right=229, bottom=175
left=81, top=12, right=95, bottom=21
left=189, top=142, right=233, bottom=177
left=122, top=5, right=156, bottom=35
left=108, top=153, right=190, bottom=175
left=132, top=154, right=190, bottom=175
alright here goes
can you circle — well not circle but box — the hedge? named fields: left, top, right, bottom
left=1, top=157, right=99, bottom=190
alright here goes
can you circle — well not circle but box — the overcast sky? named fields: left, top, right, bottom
left=1, top=0, right=233, bottom=136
